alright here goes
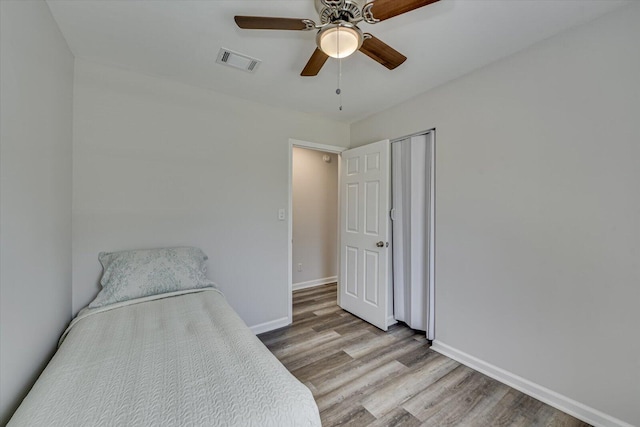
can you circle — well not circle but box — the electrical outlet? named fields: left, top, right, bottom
left=297, top=263, right=303, bottom=272
left=278, top=208, right=285, bottom=221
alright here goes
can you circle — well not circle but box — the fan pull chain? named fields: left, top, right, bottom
left=337, top=57, right=343, bottom=111
left=336, top=25, right=343, bottom=111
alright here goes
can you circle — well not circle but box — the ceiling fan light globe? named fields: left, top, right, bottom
left=317, top=24, right=362, bottom=59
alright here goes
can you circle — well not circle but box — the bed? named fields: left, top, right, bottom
left=8, top=248, right=321, bottom=426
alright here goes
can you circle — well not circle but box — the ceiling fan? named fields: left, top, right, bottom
left=234, top=0, right=440, bottom=76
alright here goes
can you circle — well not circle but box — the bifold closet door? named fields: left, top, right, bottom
left=392, top=133, right=432, bottom=333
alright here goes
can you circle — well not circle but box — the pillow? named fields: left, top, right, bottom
left=89, top=247, right=215, bottom=308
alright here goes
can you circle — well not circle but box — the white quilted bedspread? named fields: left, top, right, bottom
left=8, top=289, right=321, bottom=426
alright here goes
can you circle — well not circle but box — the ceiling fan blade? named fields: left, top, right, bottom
left=234, top=16, right=313, bottom=31
left=359, top=34, right=407, bottom=70
left=301, top=49, right=330, bottom=76
left=367, top=0, right=440, bottom=22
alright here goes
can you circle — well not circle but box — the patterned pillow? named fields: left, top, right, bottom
left=89, top=247, right=215, bottom=308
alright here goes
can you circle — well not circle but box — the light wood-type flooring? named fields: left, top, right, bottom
left=258, top=283, right=589, bottom=427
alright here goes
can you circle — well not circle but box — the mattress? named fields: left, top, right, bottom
left=8, top=289, right=321, bottom=426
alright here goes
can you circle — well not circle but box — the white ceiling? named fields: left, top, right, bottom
left=46, top=0, right=629, bottom=123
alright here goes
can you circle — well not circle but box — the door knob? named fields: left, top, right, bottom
left=376, top=241, right=387, bottom=248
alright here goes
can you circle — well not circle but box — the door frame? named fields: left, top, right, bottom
left=287, top=139, right=346, bottom=325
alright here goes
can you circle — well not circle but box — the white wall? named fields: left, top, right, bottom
left=72, top=60, right=349, bottom=329
left=351, top=4, right=640, bottom=426
left=0, top=1, right=74, bottom=424
left=292, top=148, right=338, bottom=287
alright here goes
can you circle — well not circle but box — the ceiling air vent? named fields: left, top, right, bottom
left=216, top=48, right=261, bottom=73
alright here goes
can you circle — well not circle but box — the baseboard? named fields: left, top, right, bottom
left=292, top=276, right=337, bottom=291
left=249, top=316, right=290, bottom=335
left=430, top=341, right=633, bottom=427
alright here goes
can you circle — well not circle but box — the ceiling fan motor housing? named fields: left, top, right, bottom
left=315, top=0, right=367, bottom=24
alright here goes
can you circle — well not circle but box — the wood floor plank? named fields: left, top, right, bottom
left=321, top=405, right=376, bottom=427
left=291, top=350, right=354, bottom=383
left=315, top=360, right=408, bottom=410
left=288, top=311, right=344, bottom=330
left=258, top=284, right=591, bottom=427
left=295, top=282, right=336, bottom=294
left=293, top=294, right=337, bottom=309
left=311, top=314, right=362, bottom=333
left=263, top=328, right=324, bottom=351
left=362, top=354, right=460, bottom=418
left=312, top=305, right=344, bottom=316
left=280, top=329, right=373, bottom=372
left=258, top=325, right=314, bottom=346
left=293, top=300, right=337, bottom=316
left=368, top=408, right=422, bottom=427
left=532, top=404, right=591, bottom=427
left=343, top=326, right=416, bottom=359
left=268, top=329, right=340, bottom=358
left=471, top=388, right=545, bottom=427
left=402, top=364, right=481, bottom=421
left=292, top=312, right=318, bottom=324
left=310, top=337, right=425, bottom=396
left=435, top=378, right=512, bottom=426
left=396, top=345, right=438, bottom=368
left=332, top=319, right=380, bottom=336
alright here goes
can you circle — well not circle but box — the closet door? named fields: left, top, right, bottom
left=391, top=133, right=434, bottom=337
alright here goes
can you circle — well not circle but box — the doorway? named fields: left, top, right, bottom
left=287, top=139, right=346, bottom=324
left=292, top=147, right=339, bottom=289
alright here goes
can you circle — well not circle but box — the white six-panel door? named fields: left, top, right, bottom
left=339, top=140, right=391, bottom=331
